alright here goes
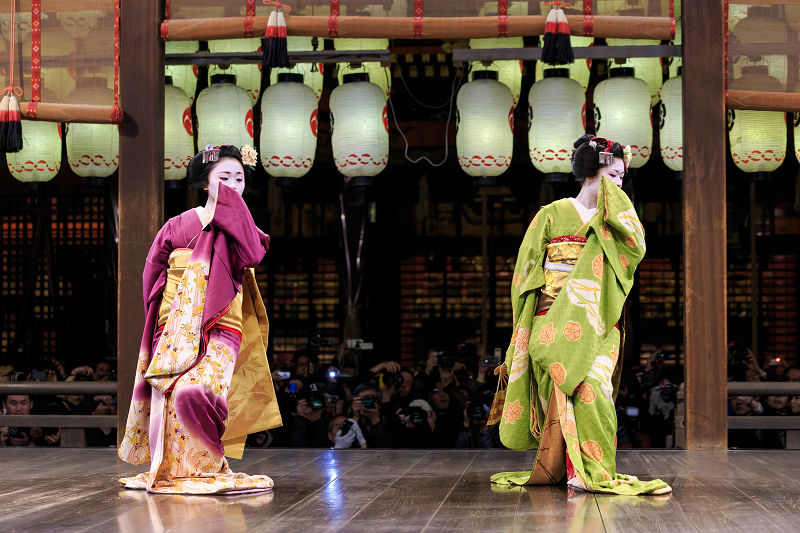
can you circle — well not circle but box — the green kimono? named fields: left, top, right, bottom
left=491, top=177, right=670, bottom=495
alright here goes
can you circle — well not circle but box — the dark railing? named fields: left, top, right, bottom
left=675, top=382, right=800, bottom=449
left=0, top=382, right=118, bottom=447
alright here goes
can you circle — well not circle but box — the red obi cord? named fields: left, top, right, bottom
left=549, top=235, right=587, bottom=244
left=157, top=323, right=242, bottom=340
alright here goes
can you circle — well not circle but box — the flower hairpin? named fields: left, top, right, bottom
left=240, top=144, right=258, bottom=169
left=589, top=140, right=597, bottom=149
left=623, top=145, right=633, bottom=166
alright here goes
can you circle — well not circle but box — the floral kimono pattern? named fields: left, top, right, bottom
left=492, top=178, right=670, bottom=495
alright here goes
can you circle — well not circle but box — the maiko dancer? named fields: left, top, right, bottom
left=491, top=135, right=671, bottom=495
left=118, top=144, right=282, bottom=494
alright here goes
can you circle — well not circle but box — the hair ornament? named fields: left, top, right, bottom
left=588, top=140, right=598, bottom=149
left=240, top=144, right=258, bottom=169
left=623, top=145, right=633, bottom=166
left=201, top=144, right=220, bottom=164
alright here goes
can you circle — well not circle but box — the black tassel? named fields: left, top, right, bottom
left=541, top=6, right=574, bottom=66
left=4, top=94, right=23, bottom=153
left=0, top=95, right=9, bottom=151
left=262, top=10, right=290, bottom=70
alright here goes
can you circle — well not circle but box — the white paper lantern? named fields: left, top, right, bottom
left=208, top=38, right=263, bottom=104
left=7, top=120, right=62, bottom=183
left=335, top=38, right=391, bottom=100
left=66, top=78, right=120, bottom=178
left=606, top=39, right=664, bottom=105
left=166, top=41, right=200, bottom=102
left=270, top=36, right=324, bottom=101
left=164, top=80, right=194, bottom=181
left=469, top=37, right=523, bottom=107
left=57, top=10, right=102, bottom=39
left=728, top=67, right=786, bottom=174
left=593, top=69, right=652, bottom=169
left=659, top=74, right=682, bottom=172
left=731, top=8, right=788, bottom=91
left=196, top=75, right=254, bottom=151
left=535, top=36, right=593, bottom=91
left=456, top=72, right=514, bottom=179
left=260, top=73, right=318, bottom=179
left=528, top=70, right=585, bottom=175
left=329, top=73, right=389, bottom=178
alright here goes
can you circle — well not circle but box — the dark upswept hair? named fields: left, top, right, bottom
left=186, top=144, right=250, bottom=189
left=570, top=134, right=625, bottom=184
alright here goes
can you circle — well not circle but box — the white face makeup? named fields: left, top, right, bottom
left=205, top=158, right=245, bottom=199
left=597, top=158, right=625, bottom=188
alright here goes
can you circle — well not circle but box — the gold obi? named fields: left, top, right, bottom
left=535, top=237, right=587, bottom=315
left=158, top=248, right=244, bottom=332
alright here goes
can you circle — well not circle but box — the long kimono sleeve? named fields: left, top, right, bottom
left=209, top=184, right=270, bottom=274
left=510, top=206, right=551, bottom=331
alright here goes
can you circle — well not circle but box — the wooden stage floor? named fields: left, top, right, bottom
left=3, top=448, right=800, bottom=533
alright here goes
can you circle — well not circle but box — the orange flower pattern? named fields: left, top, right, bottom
left=513, top=273, right=521, bottom=287
left=539, top=323, right=556, bottom=346
left=503, top=399, right=523, bottom=425
left=602, top=468, right=613, bottom=481
left=592, top=254, right=604, bottom=279
left=572, top=437, right=580, bottom=453
left=549, top=362, right=566, bottom=386
left=578, top=383, right=596, bottom=404
left=510, top=324, right=520, bottom=346
left=626, top=235, right=637, bottom=248
left=611, top=345, right=619, bottom=366
left=581, top=440, right=604, bottom=462
left=516, top=328, right=531, bottom=352
left=613, top=433, right=618, bottom=448
left=564, top=419, right=578, bottom=436
left=563, top=321, right=582, bottom=342
left=619, top=254, right=629, bottom=268
left=601, top=224, right=611, bottom=240
left=531, top=215, right=538, bottom=228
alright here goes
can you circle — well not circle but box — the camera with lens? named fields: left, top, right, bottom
left=309, top=334, right=334, bottom=355
left=8, top=427, right=31, bottom=439
left=401, top=406, right=427, bottom=427
left=482, top=355, right=502, bottom=367
left=299, top=383, right=327, bottom=411
left=659, top=383, right=678, bottom=404
left=359, top=394, right=379, bottom=410
left=455, top=369, right=473, bottom=385
left=340, top=419, right=353, bottom=435
left=379, top=371, right=403, bottom=389
left=437, top=352, right=455, bottom=369
left=729, top=342, right=750, bottom=369
left=468, top=402, right=487, bottom=422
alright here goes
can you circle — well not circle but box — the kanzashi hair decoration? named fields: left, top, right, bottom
left=201, top=144, right=220, bottom=164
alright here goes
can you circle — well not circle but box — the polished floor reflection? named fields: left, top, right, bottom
left=2, top=448, right=799, bottom=532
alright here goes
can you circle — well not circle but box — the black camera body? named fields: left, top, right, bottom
left=299, top=383, right=327, bottom=411
left=402, top=406, right=427, bottom=426
left=468, top=403, right=486, bottom=421
left=437, top=352, right=455, bottom=369
left=659, top=383, right=678, bottom=404
left=8, top=427, right=31, bottom=439
left=360, top=394, right=378, bottom=410
left=340, top=420, right=353, bottom=435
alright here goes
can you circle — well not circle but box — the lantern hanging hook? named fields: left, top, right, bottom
left=263, top=0, right=292, bottom=13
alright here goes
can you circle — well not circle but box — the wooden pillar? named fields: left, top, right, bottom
left=682, top=0, right=728, bottom=450
left=117, top=0, right=165, bottom=444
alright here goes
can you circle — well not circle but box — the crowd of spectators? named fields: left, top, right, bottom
left=726, top=342, right=800, bottom=449
left=4, top=338, right=797, bottom=450
left=247, top=338, right=503, bottom=450
left=0, top=358, right=116, bottom=448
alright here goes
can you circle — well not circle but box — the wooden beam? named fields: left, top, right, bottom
left=452, top=45, right=681, bottom=64
left=726, top=90, right=800, bottom=112
left=117, top=0, right=165, bottom=446
left=683, top=0, right=728, bottom=451
left=162, top=15, right=675, bottom=42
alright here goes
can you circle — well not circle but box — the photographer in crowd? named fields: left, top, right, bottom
left=1, top=394, right=60, bottom=447
left=350, top=383, right=395, bottom=448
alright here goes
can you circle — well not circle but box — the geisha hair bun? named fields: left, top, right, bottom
left=570, top=134, right=624, bottom=184
left=186, top=144, right=251, bottom=189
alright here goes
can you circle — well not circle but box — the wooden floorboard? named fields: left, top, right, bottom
left=2, top=449, right=800, bottom=533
